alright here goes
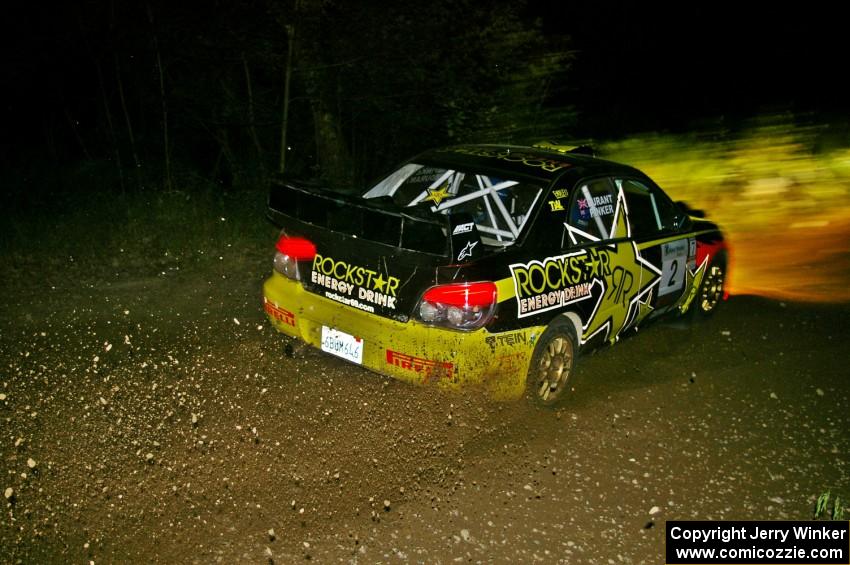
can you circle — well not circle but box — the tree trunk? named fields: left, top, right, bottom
left=63, top=106, right=92, bottom=160
left=279, top=24, right=295, bottom=174
left=96, top=60, right=126, bottom=195
left=115, top=55, right=143, bottom=190
left=147, top=3, right=172, bottom=191
left=242, top=53, right=264, bottom=174
left=292, top=0, right=352, bottom=186
left=310, top=101, right=350, bottom=187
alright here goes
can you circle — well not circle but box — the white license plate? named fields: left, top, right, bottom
left=320, top=326, right=364, bottom=364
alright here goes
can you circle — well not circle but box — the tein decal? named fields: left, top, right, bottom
left=311, top=254, right=400, bottom=310
left=263, top=299, right=295, bottom=327
left=386, top=350, right=454, bottom=380
left=485, top=332, right=529, bottom=351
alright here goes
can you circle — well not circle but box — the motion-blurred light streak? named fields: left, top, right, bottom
left=604, top=118, right=850, bottom=303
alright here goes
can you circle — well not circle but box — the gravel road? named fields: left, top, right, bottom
left=2, top=255, right=848, bottom=563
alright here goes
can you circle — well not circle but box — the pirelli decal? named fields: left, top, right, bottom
left=264, top=299, right=296, bottom=327
left=386, top=349, right=454, bottom=380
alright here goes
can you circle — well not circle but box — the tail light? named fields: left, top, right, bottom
left=273, top=235, right=316, bottom=280
left=415, top=281, right=497, bottom=330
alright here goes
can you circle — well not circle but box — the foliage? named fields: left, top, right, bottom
left=814, top=491, right=845, bottom=521
left=6, top=0, right=574, bottom=191
left=293, top=0, right=574, bottom=183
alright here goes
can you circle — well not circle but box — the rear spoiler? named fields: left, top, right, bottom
left=532, top=140, right=595, bottom=157
left=267, top=177, right=482, bottom=260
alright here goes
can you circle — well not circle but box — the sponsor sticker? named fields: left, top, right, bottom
left=452, top=222, right=475, bottom=235
left=263, top=299, right=295, bottom=327
left=485, top=331, right=529, bottom=351
left=386, top=349, right=454, bottom=381
left=423, top=183, right=450, bottom=204
left=457, top=240, right=478, bottom=261
left=576, top=193, right=614, bottom=221
left=508, top=249, right=608, bottom=318
left=311, top=254, right=400, bottom=310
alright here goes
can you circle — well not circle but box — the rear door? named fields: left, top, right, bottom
left=561, top=176, right=663, bottom=344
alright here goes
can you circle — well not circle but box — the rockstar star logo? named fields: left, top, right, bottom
left=372, top=273, right=387, bottom=293
left=676, top=257, right=708, bottom=313
left=423, top=183, right=450, bottom=205
left=580, top=190, right=662, bottom=345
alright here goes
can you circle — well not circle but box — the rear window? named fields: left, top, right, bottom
left=363, top=164, right=543, bottom=248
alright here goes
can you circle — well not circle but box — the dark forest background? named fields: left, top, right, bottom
left=1, top=2, right=847, bottom=274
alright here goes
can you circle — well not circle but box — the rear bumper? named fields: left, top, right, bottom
left=262, top=272, right=543, bottom=399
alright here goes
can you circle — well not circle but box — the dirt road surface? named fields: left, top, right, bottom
left=2, top=253, right=849, bottom=564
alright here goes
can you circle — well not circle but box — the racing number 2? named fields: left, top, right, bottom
left=665, top=258, right=681, bottom=289
left=659, top=239, right=688, bottom=296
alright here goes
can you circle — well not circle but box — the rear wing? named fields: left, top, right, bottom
left=267, top=177, right=482, bottom=260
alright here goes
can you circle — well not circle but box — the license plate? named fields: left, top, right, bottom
left=320, top=326, right=364, bottom=364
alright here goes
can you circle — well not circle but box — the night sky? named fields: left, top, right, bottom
left=556, top=5, right=848, bottom=134
left=1, top=3, right=847, bottom=172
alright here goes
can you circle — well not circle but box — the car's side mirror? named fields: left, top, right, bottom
left=675, top=200, right=705, bottom=219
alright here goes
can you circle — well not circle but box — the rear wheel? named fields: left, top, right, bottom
left=526, top=319, right=578, bottom=406
left=696, top=256, right=726, bottom=317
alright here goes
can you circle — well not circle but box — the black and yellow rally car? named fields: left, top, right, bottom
left=262, top=144, right=728, bottom=404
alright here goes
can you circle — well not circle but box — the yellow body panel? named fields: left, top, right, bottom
left=263, top=272, right=545, bottom=399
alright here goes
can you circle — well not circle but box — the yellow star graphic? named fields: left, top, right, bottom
left=372, top=273, right=387, bottom=293
left=677, top=257, right=708, bottom=314
left=587, top=250, right=601, bottom=278
left=581, top=193, right=661, bottom=345
left=423, top=183, right=450, bottom=205
left=629, top=288, right=655, bottom=328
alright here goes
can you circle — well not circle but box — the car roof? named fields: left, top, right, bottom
left=412, top=144, right=644, bottom=185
